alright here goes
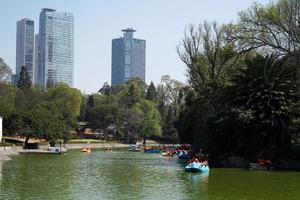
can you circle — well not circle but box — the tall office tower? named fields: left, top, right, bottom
left=111, top=28, right=146, bottom=86
left=37, top=8, right=74, bottom=88
left=34, top=34, right=39, bottom=84
left=16, top=18, right=35, bottom=84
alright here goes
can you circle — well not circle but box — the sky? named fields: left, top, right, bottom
left=0, top=0, right=270, bottom=94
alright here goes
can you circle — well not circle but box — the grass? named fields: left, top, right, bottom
left=0, top=142, right=14, bottom=147
left=67, top=139, right=116, bottom=144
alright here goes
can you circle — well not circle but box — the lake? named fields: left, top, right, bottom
left=0, top=149, right=299, bottom=200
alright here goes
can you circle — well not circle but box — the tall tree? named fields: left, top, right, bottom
left=226, top=0, right=300, bottom=55
left=17, top=66, right=31, bottom=89
left=228, top=54, right=298, bottom=154
left=131, top=99, right=162, bottom=145
left=177, top=21, right=237, bottom=91
left=99, top=82, right=112, bottom=104
left=47, top=84, right=82, bottom=128
left=146, top=81, right=157, bottom=102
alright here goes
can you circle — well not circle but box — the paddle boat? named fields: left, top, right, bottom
left=162, top=151, right=174, bottom=157
left=144, top=147, right=160, bottom=153
left=249, top=159, right=273, bottom=170
left=104, top=145, right=112, bottom=152
left=185, top=160, right=210, bottom=172
left=129, top=144, right=142, bottom=152
left=81, top=148, right=91, bottom=153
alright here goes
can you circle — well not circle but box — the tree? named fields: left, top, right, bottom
left=160, top=75, right=185, bottom=117
left=131, top=99, right=162, bottom=145
left=47, top=84, right=82, bottom=128
left=17, top=66, right=31, bottom=89
left=226, top=0, right=300, bottom=56
left=0, top=57, right=12, bottom=83
left=99, top=82, right=112, bottom=104
left=146, top=81, right=157, bottom=102
left=177, top=21, right=237, bottom=91
left=227, top=54, right=298, bottom=154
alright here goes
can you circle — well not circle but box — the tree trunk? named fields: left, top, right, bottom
left=143, top=137, right=146, bottom=146
left=24, top=136, right=30, bottom=149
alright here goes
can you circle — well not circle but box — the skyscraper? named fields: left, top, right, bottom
left=111, top=28, right=146, bottom=86
left=37, top=8, right=74, bottom=88
left=16, top=18, right=35, bottom=84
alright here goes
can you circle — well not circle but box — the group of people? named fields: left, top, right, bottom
left=257, top=158, right=272, bottom=166
left=189, top=157, right=209, bottom=166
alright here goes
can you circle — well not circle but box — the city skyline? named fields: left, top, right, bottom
left=0, top=0, right=270, bottom=93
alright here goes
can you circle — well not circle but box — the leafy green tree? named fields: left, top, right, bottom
left=227, top=54, right=298, bottom=154
left=146, top=81, right=157, bottom=102
left=131, top=99, right=162, bottom=144
left=0, top=57, right=12, bottom=83
left=17, top=66, right=31, bottom=89
left=99, top=82, right=112, bottom=103
left=87, top=94, right=95, bottom=109
left=87, top=104, right=118, bottom=131
left=177, top=21, right=237, bottom=91
left=47, top=84, right=82, bottom=128
left=226, top=0, right=300, bottom=55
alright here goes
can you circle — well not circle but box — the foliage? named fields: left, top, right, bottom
left=177, top=21, right=237, bottom=91
left=17, top=66, right=31, bottom=89
left=131, top=99, right=162, bottom=143
left=0, top=57, right=12, bottom=83
left=227, top=54, right=298, bottom=153
left=225, top=0, right=300, bottom=55
left=177, top=1, right=300, bottom=161
left=47, top=84, right=82, bottom=128
left=146, top=81, right=157, bottom=102
left=0, top=83, right=81, bottom=146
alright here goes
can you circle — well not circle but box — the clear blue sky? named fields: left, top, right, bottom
left=0, top=0, right=270, bottom=94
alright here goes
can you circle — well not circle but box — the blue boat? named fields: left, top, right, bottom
left=185, top=162, right=210, bottom=172
left=144, top=148, right=160, bottom=153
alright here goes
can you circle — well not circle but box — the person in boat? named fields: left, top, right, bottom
left=203, top=160, right=208, bottom=166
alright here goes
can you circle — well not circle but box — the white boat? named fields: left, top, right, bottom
left=129, top=144, right=141, bottom=152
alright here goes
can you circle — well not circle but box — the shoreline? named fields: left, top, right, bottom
left=0, top=146, right=22, bottom=161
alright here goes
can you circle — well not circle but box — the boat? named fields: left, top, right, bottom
left=178, top=150, right=193, bottom=159
left=185, top=162, right=210, bottom=172
left=81, top=148, right=91, bottom=153
left=129, top=144, right=141, bottom=152
left=19, top=147, right=67, bottom=154
left=249, top=159, right=274, bottom=170
left=162, top=151, right=174, bottom=157
left=144, top=147, right=160, bottom=153
left=249, top=163, right=274, bottom=170
left=104, top=145, right=112, bottom=152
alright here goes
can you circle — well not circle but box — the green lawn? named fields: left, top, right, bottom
left=67, top=139, right=116, bottom=144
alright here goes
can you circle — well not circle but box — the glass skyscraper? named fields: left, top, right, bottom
left=111, top=28, right=146, bottom=86
left=16, top=18, right=34, bottom=84
left=37, top=8, right=74, bottom=88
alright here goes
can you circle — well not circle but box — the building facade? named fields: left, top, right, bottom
left=111, top=28, right=146, bottom=86
left=37, top=8, right=74, bottom=88
left=16, top=18, right=35, bottom=84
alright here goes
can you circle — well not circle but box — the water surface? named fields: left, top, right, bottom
left=0, top=149, right=299, bottom=200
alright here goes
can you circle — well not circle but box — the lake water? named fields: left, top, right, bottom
left=0, top=149, right=299, bottom=200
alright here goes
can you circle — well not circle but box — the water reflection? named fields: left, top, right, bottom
left=0, top=161, right=2, bottom=181
left=190, top=172, right=209, bottom=187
